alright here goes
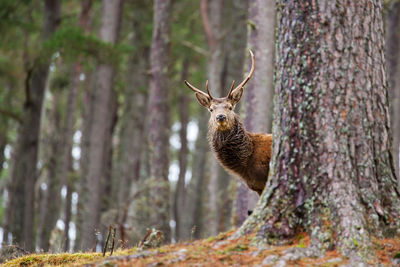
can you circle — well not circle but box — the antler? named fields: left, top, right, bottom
left=184, top=80, right=213, bottom=99
left=227, top=49, right=255, bottom=98
left=205, top=80, right=213, bottom=99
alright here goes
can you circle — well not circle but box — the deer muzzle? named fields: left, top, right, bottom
left=216, top=114, right=226, bottom=122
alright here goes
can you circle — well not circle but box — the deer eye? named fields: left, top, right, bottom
left=209, top=108, right=213, bottom=112
left=229, top=106, right=232, bottom=110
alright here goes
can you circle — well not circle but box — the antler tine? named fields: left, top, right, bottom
left=205, top=80, right=213, bottom=99
left=228, top=49, right=255, bottom=97
left=184, top=80, right=211, bottom=98
left=227, top=80, right=235, bottom=97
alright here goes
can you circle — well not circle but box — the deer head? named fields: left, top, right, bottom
left=185, top=50, right=255, bottom=132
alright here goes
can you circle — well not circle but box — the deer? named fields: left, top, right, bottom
left=184, top=50, right=272, bottom=196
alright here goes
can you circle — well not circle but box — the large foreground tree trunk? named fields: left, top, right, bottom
left=386, top=0, right=400, bottom=184
left=238, top=0, right=400, bottom=259
left=5, top=0, right=61, bottom=251
left=147, top=0, right=173, bottom=242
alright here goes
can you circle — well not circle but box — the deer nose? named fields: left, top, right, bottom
left=216, top=114, right=226, bottom=122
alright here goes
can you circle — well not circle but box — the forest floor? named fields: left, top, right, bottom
left=2, top=229, right=400, bottom=266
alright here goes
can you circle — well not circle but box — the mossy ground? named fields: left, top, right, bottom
left=3, top=230, right=400, bottom=266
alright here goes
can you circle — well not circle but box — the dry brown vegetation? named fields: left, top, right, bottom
left=3, top=230, right=400, bottom=266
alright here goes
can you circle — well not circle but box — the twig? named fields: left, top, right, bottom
left=0, top=108, right=22, bottom=123
left=110, top=227, right=116, bottom=256
left=181, top=40, right=208, bottom=56
left=102, top=226, right=112, bottom=257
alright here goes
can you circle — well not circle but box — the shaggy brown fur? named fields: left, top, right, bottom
left=209, top=115, right=272, bottom=195
left=185, top=50, right=271, bottom=195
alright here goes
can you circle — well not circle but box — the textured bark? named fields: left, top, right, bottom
left=386, top=1, right=400, bottom=184
left=80, top=0, right=124, bottom=251
left=5, top=0, right=61, bottom=251
left=238, top=0, right=400, bottom=258
left=147, top=0, right=173, bottom=241
left=236, top=0, right=276, bottom=226
left=173, top=60, right=190, bottom=241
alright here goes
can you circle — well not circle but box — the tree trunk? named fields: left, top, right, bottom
left=218, top=0, right=250, bottom=231
left=238, top=0, right=400, bottom=259
left=203, top=0, right=224, bottom=236
left=173, top=60, right=190, bottom=241
left=37, top=78, right=65, bottom=251
left=386, top=1, right=400, bottom=184
left=235, top=0, right=276, bottom=226
left=63, top=158, right=73, bottom=252
left=201, top=0, right=250, bottom=235
left=188, top=114, right=208, bottom=239
left=5, top=0, right=61, bottom=251
left=147, top=0, right=173, bottom=242
left=80, top=0, right=124, bottom=251
left=115, top=0, right=150, bottom=216
left=74, top=69, right=93, bottom=250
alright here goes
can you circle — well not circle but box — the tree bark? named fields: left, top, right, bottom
left=238, top=0, right=400, bottom=259
left=386, top=0, right=400, bottom=184
left=80, top=0, right=124, bottom=251
left=5, top=0, right=61, bottom=251
left=147, top=0, right=173, bottom=242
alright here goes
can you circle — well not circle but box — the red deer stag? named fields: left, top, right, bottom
left=184, top=50, right=272, bottom=195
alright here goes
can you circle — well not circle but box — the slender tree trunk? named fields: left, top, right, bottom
left=115, top=0, right=150, bottom=214
left=5, top=0, right=61, bottom=251
left=189, top=114, right=208, bottom=239
left=37, top=82, right=65, bottom=251
left=238, top=0, right=400, bottom=260
left=202, top=0, right=224, bottom=236
left=0, top=128, right=7, bottom=178
left=75, top=70, right=93, bottom=250
left=80, top=0, right=124, bottom=251
left=63, top=157, right=73, bottom=252
left=173, top=60, right=190, bottom=241
left=147, top=0, right=173, bottom=242
left=386, top=1, right=400, bottom=184
left=235, top=0, right=276, bottom=226
left=201, top=0, right=250, bottom=235
left=214, top=0, right=250, bottom=231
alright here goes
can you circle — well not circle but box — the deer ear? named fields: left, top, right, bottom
left=195, top=92, right=211, bottom=108
left=229, top=87, right=244, bottom=105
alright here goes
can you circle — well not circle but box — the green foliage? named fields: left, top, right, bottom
left=39, top=26, right=134, bottom=66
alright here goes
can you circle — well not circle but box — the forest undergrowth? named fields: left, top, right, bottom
left=3, top=229, right=400, bottom=266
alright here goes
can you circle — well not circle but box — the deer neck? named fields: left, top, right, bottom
left=208, top=116, right=253, bottom=174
